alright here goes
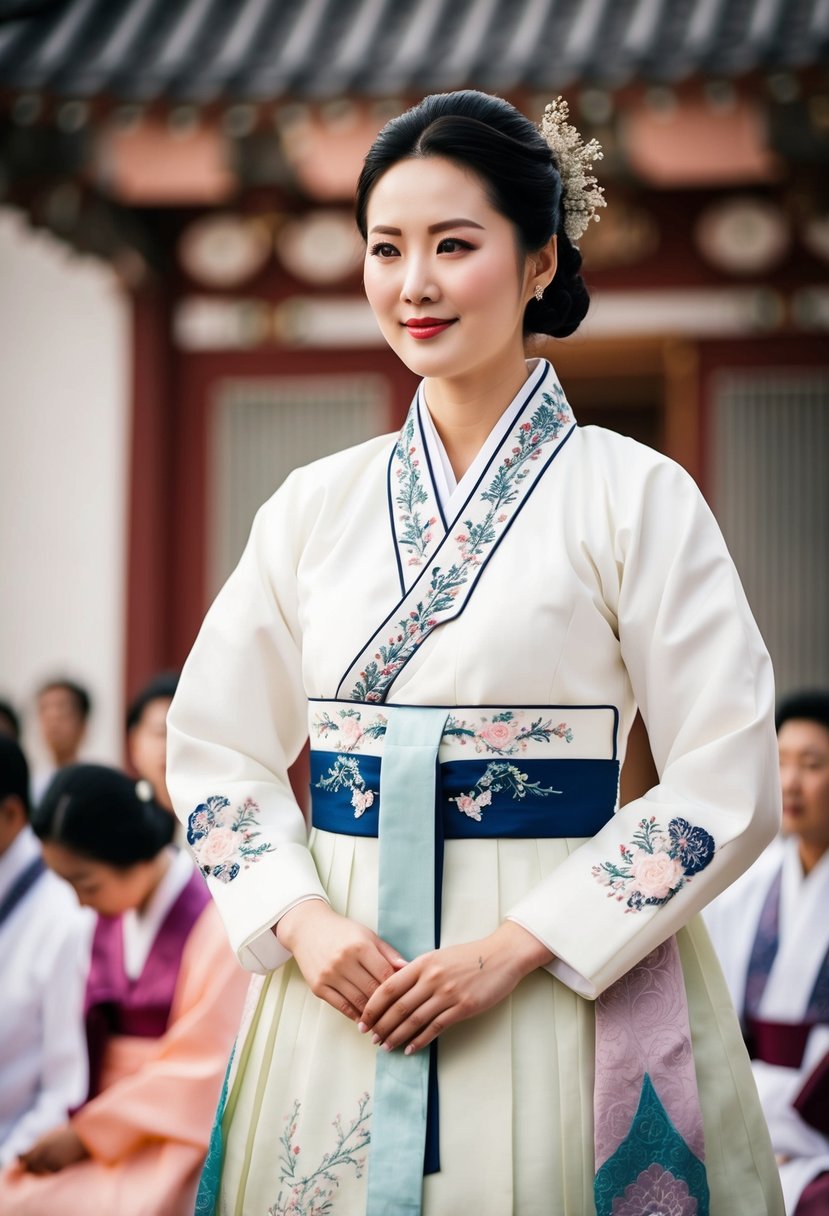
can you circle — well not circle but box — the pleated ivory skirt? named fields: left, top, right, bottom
left=216, top=831, right=784, bottom=1216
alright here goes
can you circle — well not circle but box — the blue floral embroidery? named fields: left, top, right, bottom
left=592, top=816, right=716, bottom=912
left=352, top=389, right=572, bottom=702
left=393, top=414, right=438, bottom=568
left=270, top=1093, right=370, bottom=1216
left=451, top=761, right=561, bottom=822
left=314, top=756, right=377, bottom=818
left=187, top=794, right=275, bottom=883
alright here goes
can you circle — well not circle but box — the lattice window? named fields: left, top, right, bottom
left=210, top=375, right=389, bottom=596
left=710, top=370, right=829, bottom=695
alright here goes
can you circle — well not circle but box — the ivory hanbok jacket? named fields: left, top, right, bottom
left=167, top=360, right=784, bottom=1216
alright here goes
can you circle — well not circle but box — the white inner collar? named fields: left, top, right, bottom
left=417, top=359, right=545, bottom=517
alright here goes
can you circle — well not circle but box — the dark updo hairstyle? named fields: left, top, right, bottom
left=32, top=763, right=174, bottom=867
left=355, top=90, right=590, bottom=339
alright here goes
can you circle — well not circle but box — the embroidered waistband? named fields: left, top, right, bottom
left=309, top=699, right=619, bottom=761
left=308, top=700, right=620, bottom=840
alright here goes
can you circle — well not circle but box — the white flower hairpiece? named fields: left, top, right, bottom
left=539, top=96, right=607, bottom=245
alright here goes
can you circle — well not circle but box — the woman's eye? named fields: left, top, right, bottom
left=437, top=238, right=473, bottom=254
left=369, top=242, right=399, bottom=258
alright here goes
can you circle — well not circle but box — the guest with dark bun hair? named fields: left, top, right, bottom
left=126, top=671, right=180, bottom=813
left=0, top=763, right=248, bottom=1216
left=168, top=89, right=782, bottom=1214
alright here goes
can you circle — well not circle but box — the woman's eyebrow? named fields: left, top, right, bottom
left=368, top=218, right=485, bottom=236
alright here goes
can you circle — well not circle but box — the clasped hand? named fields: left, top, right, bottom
left=276, top=900, right=553, bottom=1055
left=17, top=1124, right=89, bottom=1174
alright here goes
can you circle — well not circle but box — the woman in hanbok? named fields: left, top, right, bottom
left=0, top=764, right=249, bottom=1216
left=167, top=91, right=785, bottom=1215
left=706, top=690, right=829, bottom=1213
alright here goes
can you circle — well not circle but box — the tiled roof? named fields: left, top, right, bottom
left=0, top=0, right=826, bottom=102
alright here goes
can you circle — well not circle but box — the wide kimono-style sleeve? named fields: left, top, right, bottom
left=166, top=472, right=329, bottom=974
left=71, top=903, right=249, bottom=1161
left=506, top=443, right=781, bottom=998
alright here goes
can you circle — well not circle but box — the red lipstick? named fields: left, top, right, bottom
left=404, top=317, right=457, bottom=340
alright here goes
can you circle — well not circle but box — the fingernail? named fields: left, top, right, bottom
left=372, top=1034, right=382, bottom=1046
left=358, top=1022, right=368, bottom=1033
left=383, top=1041, right=393, bottom=1052
left=404, top=1045, right=415, bottom=1056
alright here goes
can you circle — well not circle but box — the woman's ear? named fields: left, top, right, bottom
left=534, top=234, right=558, bottom=290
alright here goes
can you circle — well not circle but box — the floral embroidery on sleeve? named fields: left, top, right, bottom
left=592, top=816, right=715, bottom=912
left=270, top=1094, right=370, bottom=1215
left=187, top=794, right=275, bottom=883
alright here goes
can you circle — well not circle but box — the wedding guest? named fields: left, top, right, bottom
left=0, top=763, right=249, bottom=1216
left=706, top=690, right=829, bottom=1213
left=0, top=736, right=88, bottom=1169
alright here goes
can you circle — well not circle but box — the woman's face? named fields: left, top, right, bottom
left=128, top=696, right=172, bottom=809
left=41, top=840, right=155, bottom=917
left=363, top=156, right=540, bottom=386
left=778, top=718, right=829, bottom=852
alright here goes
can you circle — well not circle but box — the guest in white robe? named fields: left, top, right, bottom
left=0, top=736, right=89, bottom=1168
left=705, top=690, right=829, bottom=1214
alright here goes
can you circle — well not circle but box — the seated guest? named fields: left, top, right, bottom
left=0, top=737, right=88, bottom=1168
left=0, top=764, right=249, bottom=1216
left=706, top=690, right=829, bottom=1213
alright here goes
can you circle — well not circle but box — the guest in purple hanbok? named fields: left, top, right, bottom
left=0, top=764, right=249, bottom=1216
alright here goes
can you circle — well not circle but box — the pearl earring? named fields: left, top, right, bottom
left=534, top=284, right=544, bottom=302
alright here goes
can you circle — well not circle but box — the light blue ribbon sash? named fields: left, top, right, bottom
left=365, top=706, right=449, bottom=1216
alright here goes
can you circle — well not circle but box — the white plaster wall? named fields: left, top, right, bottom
left=0, top=207, right=130, bottom=776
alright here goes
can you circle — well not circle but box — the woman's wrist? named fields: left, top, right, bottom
left=274, top=897, right=329, bottom=950
left=492, top=919, right=555, bottom=979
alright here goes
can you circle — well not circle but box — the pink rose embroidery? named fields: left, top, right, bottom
left=351, top=788, right=375, bottom=817
left=478, top=721, right=517, bottom=752
left=456, top=794, right=483, bottom=821
left=194, top=825, right=238, bottom=868
left=630, top=848, right=683, bottom=900
left=338, top=716, right=363, bottom=749
left=592, top=816, right=716, bottom=911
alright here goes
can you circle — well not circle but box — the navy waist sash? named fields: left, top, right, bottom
left=311, top=753, right=619, bottom=840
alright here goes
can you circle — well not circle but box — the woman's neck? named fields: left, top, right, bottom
left=136, top=848, right=173, bottom=917
left=798, top=839, right=828, bottom=877
left=424, top=357, right=531, bottom=482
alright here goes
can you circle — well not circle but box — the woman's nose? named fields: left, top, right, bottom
left=401, top=258, right=437, bottom=305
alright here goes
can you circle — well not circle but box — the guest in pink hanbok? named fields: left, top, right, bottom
left=0, top=764, right=249, bottom=1216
